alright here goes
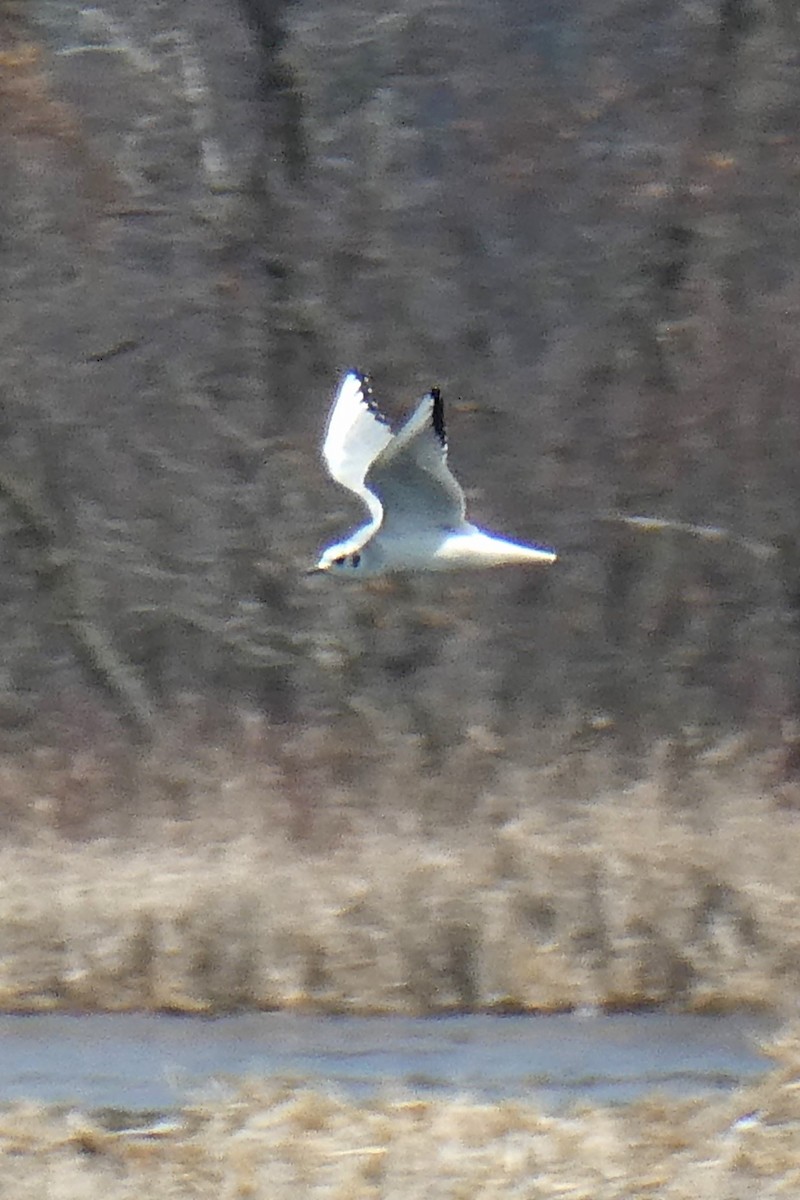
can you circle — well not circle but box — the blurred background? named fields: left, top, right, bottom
left=2, top=0, right=800, bottom=821
left=6, top=13, right=800, bottom=1183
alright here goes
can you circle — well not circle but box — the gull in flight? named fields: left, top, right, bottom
left=311, top=370, right=557, bottom=578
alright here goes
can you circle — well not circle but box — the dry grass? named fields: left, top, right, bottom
left=1, top=1024, right=800, bottom=1198
left=0, top=728, right=797, bottom=1015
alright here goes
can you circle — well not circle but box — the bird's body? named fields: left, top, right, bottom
left=312, top=370, right=556, bottom=579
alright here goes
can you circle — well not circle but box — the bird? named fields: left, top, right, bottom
left=310, top=370, right=557, bottom=579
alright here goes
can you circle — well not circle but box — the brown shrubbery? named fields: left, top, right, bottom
left=0, top=724, right=795, bottom=1017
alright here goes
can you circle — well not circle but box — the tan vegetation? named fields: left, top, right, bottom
left=1, top=1024, right=799, bottom=1198
left=2, top=6, right=798, bottom=1184
left=0, top=733, right=797, bottom=1016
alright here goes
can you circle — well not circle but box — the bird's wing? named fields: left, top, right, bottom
left=365, top=388, right=466, bottom=536
left=322, top=371, right=393, bottom=525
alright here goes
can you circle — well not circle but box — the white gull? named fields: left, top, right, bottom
left=312, top=370, right=557, bottom=579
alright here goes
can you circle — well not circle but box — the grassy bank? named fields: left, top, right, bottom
left=0, top=737, right=797, bottom=1014
left=1, top=1025, right=799, bottom=1198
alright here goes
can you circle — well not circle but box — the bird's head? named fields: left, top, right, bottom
left=309, top=541, right=368, bottom=577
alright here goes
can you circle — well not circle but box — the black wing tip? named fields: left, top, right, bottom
left=345, top=368, right=391, bottom=429
left=341, top=370, right=444, bottom=439
left=429, top=386, right=446, bottom=447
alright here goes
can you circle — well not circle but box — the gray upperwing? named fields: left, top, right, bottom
left=365, top=389, right=466, bottom=535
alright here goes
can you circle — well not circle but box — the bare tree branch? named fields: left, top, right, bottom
left=0, top=469, right=156, bottom=741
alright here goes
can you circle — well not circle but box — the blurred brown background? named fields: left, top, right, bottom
left=2, top=0, right=799, bottom=795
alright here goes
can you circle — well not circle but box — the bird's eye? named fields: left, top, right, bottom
left=351, top=553, right=361, bottom=568
left=334, top=555, right=346, bottom=566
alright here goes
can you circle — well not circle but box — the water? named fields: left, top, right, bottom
left=0, top=1011, right=771, bottom=1113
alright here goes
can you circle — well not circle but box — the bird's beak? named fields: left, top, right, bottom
left=305, top=564, right=325, bottom=576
